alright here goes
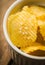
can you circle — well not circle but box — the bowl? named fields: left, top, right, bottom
left=3, top=0, right=45, bottom=65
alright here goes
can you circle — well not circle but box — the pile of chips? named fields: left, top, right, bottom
left=7, top=6, right=45, bottom=53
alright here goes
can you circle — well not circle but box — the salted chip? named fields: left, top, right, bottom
left=21, top=43, right=45, bottom=53
left=39, top=23, right=45, bottom=40
left=37, top=14, right=45, bottom=40
left=29, top=6, right=45, bottom=17
left=7, top=9, right=38, bottom=48
left=21, top=45, right=45, bottom=53
left=23, top=6, right=31, bottom=13
left=7, top=12, right=20, bottom=36
left=22, top=6, right=45, bottom=42
left=39, top=46, right=45, bottom=51
left=21, top=42, right=41, bottom=53
left=21, top=46, right=39, bottom=53
left=37, top=14, right=45, bottom=21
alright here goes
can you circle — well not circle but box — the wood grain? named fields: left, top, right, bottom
left=0, top=0, right=15, bottom=65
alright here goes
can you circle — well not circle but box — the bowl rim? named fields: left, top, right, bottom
left=3, top=0, right=45, bottom=60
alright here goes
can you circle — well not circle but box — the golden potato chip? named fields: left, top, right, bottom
left=7, top=9, right=38, bottom=48
left=21, top=46, right=39, bottom=53
left=21, top=43, right=45, bottom=53
left=39, top=46, right=45, bottom=51
left=37, top=14, right=45, bottom=41
left=29, top=6, right=45, bottom=17
left=39, top=23, right=45, bottom=40
left=21, top=42, right=42, bottom=53
left=37, top=14, right=45, bottom=21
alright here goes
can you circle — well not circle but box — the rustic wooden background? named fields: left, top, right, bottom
left=0, top=0, right=15, bottom=65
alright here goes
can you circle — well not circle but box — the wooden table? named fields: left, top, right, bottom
left=0, top=0, right=15, bottom=65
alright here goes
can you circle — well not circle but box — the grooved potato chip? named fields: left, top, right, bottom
left=39, top=23, right=45, bottom=40
left=37, top=14, right=45, bottom=41
left=7, top=8, right=38, bottom=48
left=29, top=6, right=45, bottom=17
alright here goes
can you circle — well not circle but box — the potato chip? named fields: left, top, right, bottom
left=21, top=42, right=41, bottom=53
left=37, top=14, right=45, bottom=41
left=29, top=5, right=45, bottom=17
left=21, top=43, right=45, bottom=53
left=7, top=9, right=38, bottom=48
left=21, top=46, right=39, bottom=53
left=39, top=23, right=45, bottom=40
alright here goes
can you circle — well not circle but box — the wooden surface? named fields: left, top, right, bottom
left=0, top=0, right=15, bottom=65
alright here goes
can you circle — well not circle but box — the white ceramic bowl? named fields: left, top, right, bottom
left=3, top=0, right=45, bottom=65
